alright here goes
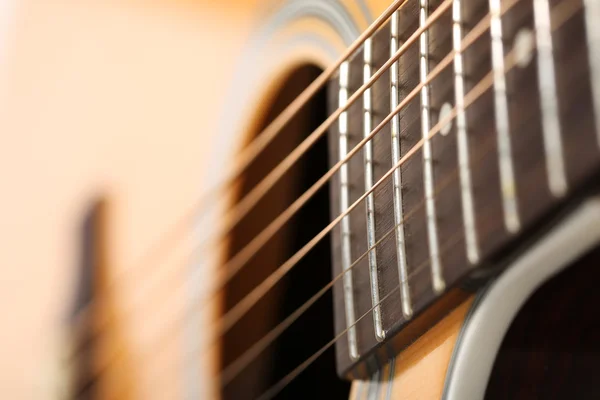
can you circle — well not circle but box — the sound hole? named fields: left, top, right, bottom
left=222, top=65, right=350, bottom=399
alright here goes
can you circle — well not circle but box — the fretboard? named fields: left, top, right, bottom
left=326, top=0, right=600, bottom=379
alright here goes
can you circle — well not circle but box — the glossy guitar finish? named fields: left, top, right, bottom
left=2, top=0, right=599, bottom=399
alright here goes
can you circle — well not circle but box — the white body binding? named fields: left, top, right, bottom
left=443, top=197, right=600, bottom=400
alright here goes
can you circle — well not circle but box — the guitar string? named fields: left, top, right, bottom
left=150, top=2, right=588, bottom=398
left=184, top=0, right=453, bottom=331
left=64, top=0, right=412, bottom=339
left=160, top=165, right=473, bottom=398
left=219, top=133, right=498, bottom=387
left=187, top=0, right=452, bottom=279
left=163, top=223, right=466, bottom=398
left=68, top=0, right=452, bottom=342
left=107, top=0, right=572, bottom=345
left=111, top=150, right=460, bottom=397
left=252, top=3, right=583, bottom=398
left=190, top=0, right=412, bottom=221
left=86, top=9, right=513, bottom=385
left=132, top=104, right=498, bottom=393
left=89, top=0, right=581, bottom=391
left=255, top=233, right=464, bottom=400
left=220, top=33, right=501, bottom=388
left=70, top=0, right=517, bottom=378
left=214, top=0, right=574, bottom=350
left=193, top=0, right=500, bottom=349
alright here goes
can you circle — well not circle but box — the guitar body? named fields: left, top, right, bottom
left=3, top=0, right=599, bottom=399
left=349, top=248, right=600, bottom=400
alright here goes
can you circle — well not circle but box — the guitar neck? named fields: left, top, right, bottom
left=326, top=0, right=600, bottom=378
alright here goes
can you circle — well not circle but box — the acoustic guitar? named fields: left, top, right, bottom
left=3, top=0, right=600, bottom=398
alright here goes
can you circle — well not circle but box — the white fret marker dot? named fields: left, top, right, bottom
left=439, top=102, right=453, bottom=136
left=514, top=28, right=535, bottom=68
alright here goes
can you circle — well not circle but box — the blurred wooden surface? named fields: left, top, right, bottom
left=1, top=1, right=257, bottom=398
left=0, top=0, right=396, bottom=398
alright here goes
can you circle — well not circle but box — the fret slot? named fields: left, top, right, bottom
left=363, top=38, right=386, bottom=341
left=390, top=10, right=413, bottom=319
left=489, top=0, right=521, bottom=232
left=338, top=61, right=360, bottom=360
left=420, top=0, right=445, bottom=293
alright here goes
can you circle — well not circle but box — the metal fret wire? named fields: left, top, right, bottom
left=71, top=0, right=454, bottom=348
left=204, top=0, right=485, bottom=344
left=390, top=10, right=413, bottom=319
left=338, top=60, right=360, bottom=360
left=533, top=0, right=568, bottom=197
left=227, top=43, right=505, bottom=397
left=490, top=0, right=521, bottom=232
left=219, top=113, right=499, bottom=388
left=87, top=0, right=581, bottom=390
left=419, top=0, right=446, bottom=293
left=257, top=232, right=464, bottom=400
left=168, top=5, right=530, bottom=392
left=255, top=11, right=581, bottom=393
left=67, top=0, right=413, bottom=338
left=80, top=1, right=502, bottom=380
left=83, top=0, right=564, bottom=386
left=453, top=0, right=481, bottom=264
left=157, top=2, right=583, bottom=396
left=179, top=0, right=453, bottom=316
left=363, top=36, right=386, bottom=342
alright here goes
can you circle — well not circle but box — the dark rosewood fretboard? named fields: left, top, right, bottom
left=326, top=0, right=600, bottom=379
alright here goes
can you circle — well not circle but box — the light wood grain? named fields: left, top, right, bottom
left=349, top=297, right=474, bottom=400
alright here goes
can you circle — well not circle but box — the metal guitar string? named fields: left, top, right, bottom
left=223, top=46, right=501, bottom=393
left=121, top=1, right=580, bottom=395
left=64, top=0, right=412, bottom=338
left=257, top=234, right=465, bottom=400
left=149, top=87, right=499, bottom=395
left=213, top=0, right=490, bottom=342
left=253, top=2, right=583, bottom=398
left=193, top=0, right=451, bottom=272
left=147, top=5, right=531, bottom=391
left=75, top=0, right=580, bottom=391
left=219, top=131, right=499, bottom=388
left=68, top=0, right=451, bottom=344
left=215, top=0, right=575, bottom=359
left=142, top=129, right=493, bottom=397
left=73, top=0, right=522, bottom=382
